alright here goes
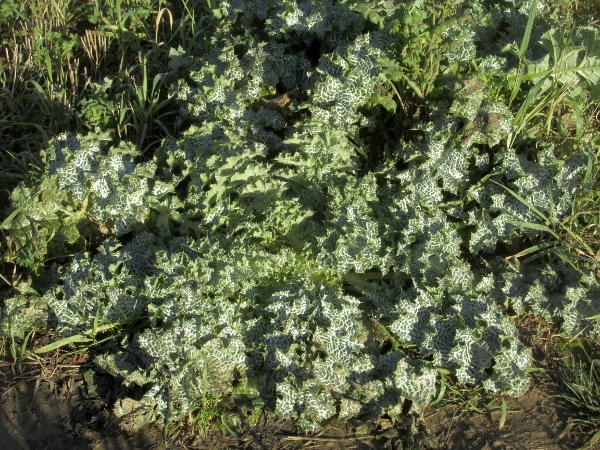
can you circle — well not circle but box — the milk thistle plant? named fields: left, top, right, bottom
left=1, top=0, right=599, bottom=436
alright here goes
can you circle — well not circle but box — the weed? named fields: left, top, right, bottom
left=163, top=365, right=229, bottom=443
left=546, top=0, right=600, bottom=28
left=554, top=352, right=600, bottom=448
left=493, top=173, right=600, bottom=271
left=429, top=374, right=502, bottom=418
left=0, top=0, right=600, bottom=441
left=124, top=51, right=176, bottom=149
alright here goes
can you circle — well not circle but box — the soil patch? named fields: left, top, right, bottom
left=0, top=375, right=168, bottom=450
left=0, top=363, right=394, bottom=450
left=1, top=367, right=593, bottom=450
left=423, top=316, right=599, bottom=450
left=422, top=372, right=592, bottom=450
left=1, top=317, right=598, bottom=450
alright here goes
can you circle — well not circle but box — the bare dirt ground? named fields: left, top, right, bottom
left=1, top=317, right=598, bottom=450
left=0, top=362, right=168, bottom=450
left=423, top=316, right=600, bottom=450
left=422, top=371, right=594, bottom=450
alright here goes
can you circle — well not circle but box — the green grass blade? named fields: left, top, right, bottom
left=10, top=336, right=18, bottom=361
left=557, top=214, right=595, bottom=255
left=519, top=0, right=538, bottom=59
left=514, top=74, right=551, bottom=131
left=512, top=241, right=559, bottom=258
left=554, top=251, right=581, bottom=271
left=20, top=331, right=31, bottom=357
left=571, top=96, right=584, bottom=142
left=1, top=187, right=42, bottom=229
left=28, top=80, right=47, bottom=97
left=1, top=205, right=25, bottom=229
left=499, top=397, right=507, bottom=430
left=506, top=220, right=559, bottom=239
left=588, top=429, right=600, bottom=448
left=583, top=149, right=594, bottom=191
left=93, top=308, right=100, bottom=335
left=44, top=52, right=53, bottom=84
left=509, top=65, right=525, bottom=107
left=548, top=182, right=555, bottom=224
left=34, top=334, right=94, bottom=354
left=397, top=71, right=424, bottom=99
left=142, top=55, right=148, bottom=104
left=202, top=364, right=209, bottom=395
left=152, top=118, right=172, bottom=136
left=509, top=0, right=538, bottom=106
left=553, top=251, right=599, bottom=267
left=220, top=415, right=238, bottom=437
left=430, top=374, right=447, bottom=405
left=520, top=244, right=572, bottom=265
left=491, top=180, right=550, bottom=224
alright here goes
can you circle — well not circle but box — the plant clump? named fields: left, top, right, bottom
left=1, top=0, right=600, bottom=438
